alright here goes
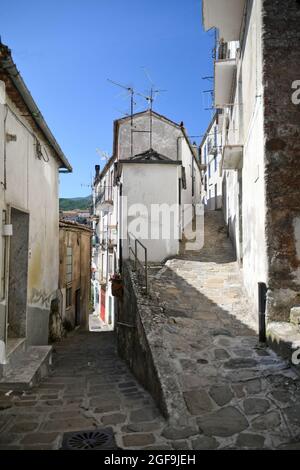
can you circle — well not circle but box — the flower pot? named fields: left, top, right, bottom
left=111, top=279, right=123, bottom=298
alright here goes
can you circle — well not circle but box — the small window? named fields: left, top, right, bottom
left=181, top=167, right=187, bottom=190
left=66, top=287, right=72, bottom=308
left=66, top=246, right=73, bottom=284
left=108, top=254, right=113, bottom=275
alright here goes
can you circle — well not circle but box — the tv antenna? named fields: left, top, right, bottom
left=141, top=67, right=167, bottom=148
left=96, top=148, right=110, bottom=163
left=108, top=79, right=138, bottom=157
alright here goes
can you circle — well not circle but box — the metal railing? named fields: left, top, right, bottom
left=128, top=232, right=148, bottom=294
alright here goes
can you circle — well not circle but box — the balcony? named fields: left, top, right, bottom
left=222, top=145, right=243, bottom=170
left=214, top=58, right=236, bottom=108
left=94, top=186, right=113, bottom=212
left=207, top=139, right=218, bottom=157
left=202, top=0, right=246, bottom=42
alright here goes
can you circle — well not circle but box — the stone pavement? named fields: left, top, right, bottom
left=145, top=211, right=300, bottom=449
left=0, top=331, right=172, bottom=450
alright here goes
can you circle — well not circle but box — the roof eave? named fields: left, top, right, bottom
left=0, top=45, right=72, bottom=172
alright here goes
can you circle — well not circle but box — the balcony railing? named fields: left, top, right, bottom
left=95, top=186, right=113, bottom=206
left=128, top=232, right=148, bottom=294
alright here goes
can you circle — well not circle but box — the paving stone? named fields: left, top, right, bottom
left=123, top=422, right=162, bottom=433
left=277, top=441, right=300, bottom=450
left=21, top=433, right=60, bottom=445
left=244, top=379, right=262, bottom=395
left=122, top=433, right=155, bottom=447
left=223, top=358, right=258, bottom=369
left=192, top=436, right=219, bottom=450
left=162, top=426, right=198, bottom=440
left=89, top=397, right=120, bottom=407
left=197, top=358, right=209, bottom=364
left=211, top=329, right=233, bottom=337
left=251, top=411, right=281, bottom=430
left=101, top=413, right=126, bottom=425
left=171, top=440, right=190, bottom=450
left=9, top=422, right=39, bottom=433
left=129, top=407, right=160, bottom=423
left=93, top=403, right=121, bottom=413
left=183, top=389, right=213, bottom=415
left=270, top=390, right=292, bottom=403
left=42, top=417, right=96, bottom=432
left=243, top=398, right=270, bottom=415
left=197, top=406, right=249, bottom=437
left=236, top=433, right=265, bottom=449
left=283, top=405, right=300, bottom=427
left=118, top=382, right=137, bottom=389
left=49, top=410, right=83, bottom=420
left=214, top=349, right=230, bottom=360
left=209, top=385, right=233, bottom=406
left=232, top=384, right=245, bottom=398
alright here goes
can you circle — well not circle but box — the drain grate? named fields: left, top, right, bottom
left=61, top=427, right=118, bottom=450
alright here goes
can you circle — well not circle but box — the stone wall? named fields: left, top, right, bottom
left=117, top=261, right=168, bottom=418
left=262, top=0, right=300, bottom=321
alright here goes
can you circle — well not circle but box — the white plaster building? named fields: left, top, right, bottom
left=92, top=110, right=202, bottom=328
left=92, top=158, right=117, bottom=330
left=200, top=114, right=223, bottom=211
left=0, top=43, right=72, bottom=370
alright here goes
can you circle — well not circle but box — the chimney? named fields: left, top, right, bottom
left=95, top=165, right=100, bottom=178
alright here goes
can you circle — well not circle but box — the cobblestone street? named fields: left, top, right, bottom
left=146, top=211, right=300, bottom=449
left=0, top=331, right=171, bottom=450
left=1, top=212, right=300, bottom=450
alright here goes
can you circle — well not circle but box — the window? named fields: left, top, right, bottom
left=108, top=254, right=113, bottom=275
left=66, top=287, right=72, bottom=308
left=208, top=161, right=211, bottom=178
left=101, top=253, right=105, bottom=280
left=214, top=156, right=217, bottom=172
left=66, top=246, right=73, bottom=284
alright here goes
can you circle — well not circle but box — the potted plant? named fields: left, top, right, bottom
left=110, top=272, right=123, bottom=298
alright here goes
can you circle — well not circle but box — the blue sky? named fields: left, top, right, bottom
left=1, top=0, right=214, bottom=198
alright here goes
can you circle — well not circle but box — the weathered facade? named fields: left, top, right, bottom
left=202, top=0, right=300, bottom=332
left=200, top=114, right=223, bottom=212
left=92, top=110, right=202, bottom=328
left=0, top=43, right=71, bottom=368
left=56, top=220, right=92, bottom=338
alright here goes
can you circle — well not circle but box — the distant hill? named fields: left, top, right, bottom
left=59, top=195, right=92, bottom=211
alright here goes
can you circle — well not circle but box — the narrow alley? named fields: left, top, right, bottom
left=0, top=331, right=170, bottom=450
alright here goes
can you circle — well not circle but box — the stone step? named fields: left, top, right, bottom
left=0, top=338, right=26, bottom=379
left=267, top=321, right=300, bottom=365
left=0, top=345, right=52, bottom=390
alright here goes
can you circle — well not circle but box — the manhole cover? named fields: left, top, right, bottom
left=61, top=428, right=117, bottom=450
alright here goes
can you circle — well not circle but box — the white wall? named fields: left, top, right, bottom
left=121, top=163, right=180, bottom=263
left=222, top=0, right=268, bottom=311
left=0, top=84, right=61, bottom=346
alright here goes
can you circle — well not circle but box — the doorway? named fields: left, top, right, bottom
left=75, top=289, right=81, bottom=326
left=8, top=208, right=29, bottom=339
